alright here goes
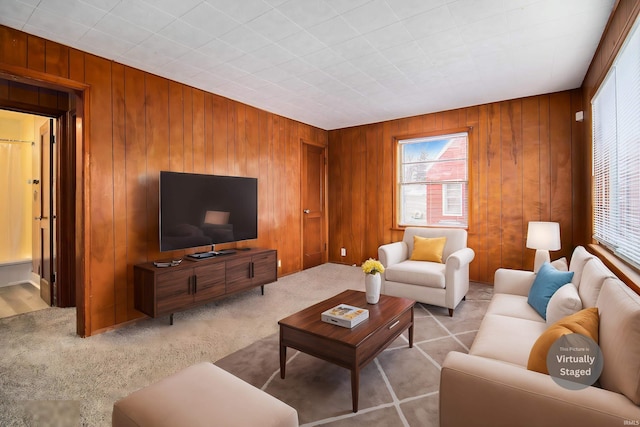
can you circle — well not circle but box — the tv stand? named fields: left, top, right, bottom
left=134, top=248, right=277, bottom=324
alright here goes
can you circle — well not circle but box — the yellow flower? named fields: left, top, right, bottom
left=361, top=258, right=385, bottom=275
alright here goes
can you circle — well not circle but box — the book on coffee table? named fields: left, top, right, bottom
left=321, top=304, right=369, bottom=328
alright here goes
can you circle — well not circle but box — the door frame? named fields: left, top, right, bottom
left=300, top=139, right=328, bottom=268
left=0, top=63, right=90, bottom=337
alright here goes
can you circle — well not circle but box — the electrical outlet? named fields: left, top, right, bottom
left=340, top=248, right=346, bottom=257
left=278, top=259, right=282, bottom=268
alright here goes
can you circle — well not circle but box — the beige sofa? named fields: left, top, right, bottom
left=440, top=246, right=640, bottom=426
left=378, top=227, right=475, bottom=316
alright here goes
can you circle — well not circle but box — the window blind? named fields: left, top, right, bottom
left=592, top=14, right=640, bottom=269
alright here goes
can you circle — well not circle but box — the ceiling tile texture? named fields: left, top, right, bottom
left=0, top=0, right=615, bottom=130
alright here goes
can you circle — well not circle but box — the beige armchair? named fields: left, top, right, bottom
left=378, top=227, right=475, bottom=316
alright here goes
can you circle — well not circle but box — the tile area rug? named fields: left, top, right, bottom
left=215, top=285, right=492, bottom=427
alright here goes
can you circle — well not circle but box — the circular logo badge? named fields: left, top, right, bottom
left=546, top=333, right=603, bottom=390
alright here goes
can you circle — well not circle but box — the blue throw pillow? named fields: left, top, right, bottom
left=528, top=262, right=575, bottom=320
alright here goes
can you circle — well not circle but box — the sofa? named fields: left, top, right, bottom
left=378, top=227, right=475, bottom=316
left=440, top=246, right=640, bottom=426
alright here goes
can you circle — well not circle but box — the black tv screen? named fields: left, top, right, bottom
left=159, top=171, right=258, bottom=252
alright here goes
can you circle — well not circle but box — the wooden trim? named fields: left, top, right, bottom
left=587, top=244, right=640, bottom=296
left=0, top=63, right=89, bottom=92
left=392, top=126, right=473, bottom=142
left=391, top=126, right=473, bottom=229
left=584, top=1, right=640, bottom=103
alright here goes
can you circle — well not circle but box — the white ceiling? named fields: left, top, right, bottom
left=1, top=0, right=615, bottom=130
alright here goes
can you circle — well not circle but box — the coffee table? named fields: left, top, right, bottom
left=278, top=289, right=415, bottom=412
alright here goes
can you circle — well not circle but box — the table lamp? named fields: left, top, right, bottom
left=526, top=221, right=561, bottom=273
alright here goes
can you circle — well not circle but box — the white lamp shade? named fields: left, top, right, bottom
left=526, top=221, right=561, bottom=251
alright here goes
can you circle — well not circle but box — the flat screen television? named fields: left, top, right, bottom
left=159, top=171, right=258, bottom=252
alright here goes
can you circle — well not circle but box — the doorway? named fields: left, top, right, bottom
left=301, top=142, right=327, bottom=269
left=0, top=68, right=86, bottom=335
left=0, top=110, right=55, bottom=318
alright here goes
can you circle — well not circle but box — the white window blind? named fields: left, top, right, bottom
left=592, top=14, right=640, bottom=269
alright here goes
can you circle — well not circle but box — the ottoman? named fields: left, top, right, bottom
left=112, top=362, right=298, bottom=427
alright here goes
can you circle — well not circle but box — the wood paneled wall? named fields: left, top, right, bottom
left=0, top=25, right=327, bottom=335
left=328, top=90, right=584, bottom=283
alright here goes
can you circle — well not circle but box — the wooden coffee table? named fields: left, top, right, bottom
left=278, top=289, right=415, bottom=412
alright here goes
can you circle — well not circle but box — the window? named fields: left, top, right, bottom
left=443, top=183, right=463, bottom=216
left=592, top=15, right=640, bottom=269
left=396, top=131, right=469, bottom=227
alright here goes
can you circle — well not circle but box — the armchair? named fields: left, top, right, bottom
left=378, top=227, right=475, bottom=316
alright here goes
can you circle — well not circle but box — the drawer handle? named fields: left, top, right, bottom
left=388, top=320, right=400, bottom=330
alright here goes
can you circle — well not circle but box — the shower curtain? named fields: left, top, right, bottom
left=0, top=143, right=31, bottom=263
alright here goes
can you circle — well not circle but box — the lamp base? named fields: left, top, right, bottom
left=533, top=250, right=550, bottom=273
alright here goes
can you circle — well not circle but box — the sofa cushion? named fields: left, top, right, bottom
left=486, top=294, right=545, bottom=322
left=546, top=283, right=583, bottom=324
left=527, top=307, right=599, bottom=375
left=569, top=246, right=594, bottom=287
left=527, top=262, right=574, bottom=320
left=578, top=258, right=614, bottom=307
left=384, top=260, right=445, bottom=288
left=469, top=314, right=548, bottom=367
left=410, top=236, right=446, bottom=263
left=597, top=278, right=640, bottom=405
left=551, top=257, right=568, bottom=271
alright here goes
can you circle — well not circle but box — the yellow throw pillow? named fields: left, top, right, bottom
left=410, top=236, right=447, bottom=263
left=527, top=307, right=599, bottom=374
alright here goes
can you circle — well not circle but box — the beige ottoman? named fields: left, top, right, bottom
left=112, top=362, right=298, bottom=427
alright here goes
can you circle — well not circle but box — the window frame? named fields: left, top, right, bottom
left=393, top=127, right=472, bottom=230
left=591, top=13, right=640, bottom=271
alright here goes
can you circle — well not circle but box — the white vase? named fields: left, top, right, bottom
left=365, top=273, right=381, bottom=304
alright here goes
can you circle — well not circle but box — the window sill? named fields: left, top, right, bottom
left=587, top=244, right=640, bottom=296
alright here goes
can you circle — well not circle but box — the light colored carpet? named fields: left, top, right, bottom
left=0, top=263, right=492, bottom=426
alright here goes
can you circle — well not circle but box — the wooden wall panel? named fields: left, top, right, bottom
left=500, top=100, right=523, bottom=270
left=0, top=25, right=327, bottom=335
left=123, top=67, right=147, bottom=320
left=204, top=93, right=214, bottom=174
left=328, top=91, right=582, bottom=283
left=26, top=36, right=45, bottom=72
left=0, top=26, right=27, bottom=66
left=85, top=54, right=115, bottom=331
left=192, top=90, right=205, bottom=174
left=111, top=63, right=128, bottom=324
left=522, top=97, right=541, bottom=270
left=485, top=102, right=503, bottom=281
left=549, top=92, right=574, bottom=255
left=44, top=41, right=69, bottom=78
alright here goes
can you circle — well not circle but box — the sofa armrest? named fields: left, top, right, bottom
left=445, top=247, right=475, bottom=270
left=494, top=268, right=536, bottom=296
left=440, top=352, right=640, bottom=427
left=378, top=241, right=408, bottom=267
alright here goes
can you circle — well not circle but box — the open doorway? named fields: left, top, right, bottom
left=0, top=69, right=87, bottom=335
left=0, top=110, right=56, bottom=318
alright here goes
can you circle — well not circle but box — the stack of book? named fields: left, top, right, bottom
left=321, top=304, right=369, bottom=328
